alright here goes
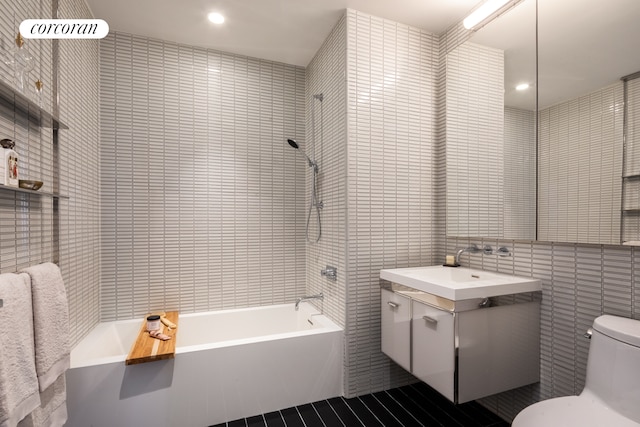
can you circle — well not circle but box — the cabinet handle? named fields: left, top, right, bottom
left=422, top=315, right=438, bottom=324
left=387, top=301, right=399, bottom=309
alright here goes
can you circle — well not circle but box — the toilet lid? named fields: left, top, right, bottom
left=512, top=396, right=640, bottom=427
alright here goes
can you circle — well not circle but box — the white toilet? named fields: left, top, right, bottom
left=513, top=315, right=640, bottom=427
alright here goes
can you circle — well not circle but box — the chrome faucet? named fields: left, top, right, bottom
left=455, top=244, right=481, bottom=265
left=295, top=292, right=324, bottom=311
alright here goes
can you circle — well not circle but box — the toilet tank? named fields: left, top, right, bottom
left=582, top=315, right=640, bottom=423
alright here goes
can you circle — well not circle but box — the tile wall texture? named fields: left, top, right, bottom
left=445, top=42, right=505, bottom=238
left=0, top=0, right=53, bottom=278
left=58, top=0, right=101, bottom=348
left=504, top=107, right=536, bottom=240
left=622, top=78, right=640, bottom=241
left=344, top=9, right=440, bottom=397
left=538, top=83, right=623, bottom=244
left=99, top=32, right=307, bottom=320
left=305, top=15, right=348, bottom=329
left=0, top=0, right=100, bottom=346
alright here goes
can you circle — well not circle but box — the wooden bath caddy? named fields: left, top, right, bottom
left=126, top=311, right=179, bottom=365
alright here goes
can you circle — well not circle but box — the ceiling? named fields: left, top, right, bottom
left=84, top=0, right=480, bottom=67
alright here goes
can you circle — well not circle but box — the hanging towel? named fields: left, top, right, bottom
left=17, top=375, right=68, bottom=427
left=0, top=272, right=41, bottom=427
left=21, top=263, right=70, bottom=392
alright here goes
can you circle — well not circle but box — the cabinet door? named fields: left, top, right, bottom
left=381, top=289, right=411, bottom=372
left=412, top=300, right=455, bottom=402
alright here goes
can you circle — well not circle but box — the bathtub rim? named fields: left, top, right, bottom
left=70, top=302, right=341, bottom=369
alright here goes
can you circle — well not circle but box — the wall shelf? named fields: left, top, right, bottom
left=0, top=184, right=68, bottom=199
left=0, top=79, right=68, bottom=130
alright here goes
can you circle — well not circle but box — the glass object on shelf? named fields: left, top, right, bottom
left=1, top=33, right=34, bottom=93
left=12, top=34, right=34, bottom=93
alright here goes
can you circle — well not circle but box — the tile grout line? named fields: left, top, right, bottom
left=405, top=384, right=466, bottom=427
left=277, top=410, right=287, bottom=427
left=328, top=397, right=366, bottom=427
left=355, top=396, right=386, bottom=426
left=311, top=400, right=343, bottom=427
left=378, top=390, right=426, bottom=427
left=294, top=406, right=308, bottom=427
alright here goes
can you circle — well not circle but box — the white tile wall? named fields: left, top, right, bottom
left=0, top=0, right=53, bottom=275
left=305, top=14, right=347, bottom=330
left=504, top=107, right=536, bottom=239
left=344, top=9, right=439, bottom=397
left=623, top=78, right=640, bottom=241
left=538, top=83, right=623, bottom=244
left=57, top=0, right=101, bottom=346
left=0, top=0, right=99, bottom=346
left=445, top=42, right=505, bottom=238
left=99, top=32, right=307, bottom=320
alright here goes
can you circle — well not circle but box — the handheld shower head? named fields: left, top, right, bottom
left=286, top=138, right=316, bottom=170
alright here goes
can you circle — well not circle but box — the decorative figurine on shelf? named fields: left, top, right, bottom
left=35, top=79, right=43, bottom=107
left=0, top=139, right=19, bottom=187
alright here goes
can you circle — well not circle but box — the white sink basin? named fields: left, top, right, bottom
left=380, top=265, right=541, bottom=300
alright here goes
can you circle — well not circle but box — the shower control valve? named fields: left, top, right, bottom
left=321, top=265, right=337, bottom=281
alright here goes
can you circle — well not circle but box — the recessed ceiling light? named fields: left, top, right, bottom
left=516, top=83, right=530, bottom=91
left=208, top=12, right=225, bottom=25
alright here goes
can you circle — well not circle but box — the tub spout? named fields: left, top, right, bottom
left=295, top=292, right=324, bottom=311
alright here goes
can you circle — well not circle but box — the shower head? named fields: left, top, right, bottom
left=286, top=138, right=317, bottom=171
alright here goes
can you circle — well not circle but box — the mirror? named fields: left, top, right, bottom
left=445, top=0, right=537, bottom=240
left=445, top=0, right=640, bottom=244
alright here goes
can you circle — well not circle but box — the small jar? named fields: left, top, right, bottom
left=146, top=315, right=161, bottom=331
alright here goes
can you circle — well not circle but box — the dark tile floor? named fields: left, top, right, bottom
left=210, top=382, right=509, bottom=427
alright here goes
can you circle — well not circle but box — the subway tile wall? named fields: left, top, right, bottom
left=99, top=32, right=307, bottom=320
left=305, top=15, right=347, bottom=330
left=445, top=42, right=505, bottom=238
left=538, top=83, right=623, bottom=244
left=57, top=0, right=101, bottom=346
left=0, top=0, right=54, bottom=280
left=504, top=107, right=536, bottom=240
left=0, top=0, right=100, bottom=346
left=344, top=9, right=440, bottom=397
left=622, top=78, right=640, bottom=241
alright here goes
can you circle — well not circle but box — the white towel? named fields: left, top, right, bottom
left=17, top=375, right=68, bottom=427
left=0, top=272, right=41, bottom=427
left=21, top=263, right=70, bottom=392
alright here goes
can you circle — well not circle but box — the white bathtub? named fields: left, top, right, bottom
left=65, top=303, right=343, bottom=427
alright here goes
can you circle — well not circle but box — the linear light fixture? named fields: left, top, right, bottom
left=463, top=0, right=512, bottom=30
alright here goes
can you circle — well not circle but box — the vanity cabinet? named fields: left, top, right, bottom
left=411, top=299, right=455, bottom=400
left=381, top=285, right=540, bottom=404
left=381, top=289, right=411, bottom=372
